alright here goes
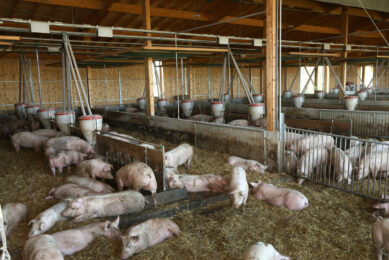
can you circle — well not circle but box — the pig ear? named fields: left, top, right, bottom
left=130, top=235, right=140, bottom=242
left=239, top=191, right=244, bottom=196
left=113, top=216, right=120, bottom=228
left=28, top=220, right=36, bottom=226
left=249, top=182, right=258, bottom=188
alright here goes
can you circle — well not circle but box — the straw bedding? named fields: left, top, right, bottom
left=0, top=128, right=378, bottom=259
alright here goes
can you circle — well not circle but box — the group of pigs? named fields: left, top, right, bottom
left=284, top=132, right=389, bottom=185
left=0, top=115, right=41, bottom=138
left=188, top=114, right=268, bottom=128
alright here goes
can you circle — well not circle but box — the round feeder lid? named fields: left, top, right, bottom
left=345, top=96, right=358, bottom=99
left=38, top=108, right=49, bottom=112
left=79, top=115, right=102, bottom=120
left=55, top=112, right=71, bottom=115
left=211, top=101, right=224, bottom=105
left=181, top=100, right=193, bottom=103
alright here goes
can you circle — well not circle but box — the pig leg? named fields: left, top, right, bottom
left=33, top=145, right=40, bottom=153
left=50, top=166, right=56, bottom=177
left=152, top=191, right=158, bottom=207
left=58, top=167, right=63, bottom=176
left=116, top=179, right=124, bottom=192
left=186, top=155, right=193, bottom=170
left=12, top=142, right=20, bottom=153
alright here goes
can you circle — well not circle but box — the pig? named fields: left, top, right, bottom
left=284, top=132, right=304, bottom=148
left=345, top=145, right=365, bottom=167
left=250, top=117, right=267, bottom=128
left=245, top=241, right=290, bottom=260
left=329, top=147, right=353, bottom=184
left=45, top=183, right=102, bottom=200
left=165, top=143, right=193, bottom=169
left=366, top=142, right=389, bottom=154
left=116, top=162, right=157, bottom=205
left=297, top=148, right=329, bottom=184
left=51, top=217, right=121, bottom=256
left=213, top=116, right=225, bottom=124
left=29, top=118, right=41, bottom=131
left=284, top=151, right=298, bottom=174
left=250, top=181, right=309, bottom=210
left=120, top=218, right=180, bottom=259
left=62, top=190, right=145, bottom=222
left=45, top=136, right=94, bottom=158
left=11, top=132, right=49, bottom=153
left=288, top=134, right=334, bottom=155
left=349, top=136, right=361, bottom=148
left=49, top=150, right=88, bottom=177
left=22, top=234, right=64, bottom=260
left=228, top=167, right=249, bottom=209
left=29, top=201, right=69, bottom=237
left=102, top=123, right=110, bottom=132
left=66, top=176, right=114, bottom=194
left=227, top=119, right=249, bottom=126
left=1, top=119, right=28, bottom=137
left=188, top=114, right=214, bottom=122
left=373, top=216, right=389, bottom=260
left=166, top=171, right=228, bottom=193
left=357, top=151, right=389, bottom=180
left=125, top=107, right=138, bottom=113
left=33, top=129, right=59, bottom=138
left=3, top=202, right=28, bottom=236
left=228, top=156, right=268, bottom=174
left=372, top=203, right=389, bottom=218
left=76, top=159, right=114, bottom=180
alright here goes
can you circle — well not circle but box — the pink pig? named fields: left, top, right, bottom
left=228, top=156, right=268, bottom=174
left=11, top=132, right=49, bottom=153
left=120, top=218, right=180, bottom=259
left=245, top=241, right=290, bottom=260
left=250, top=181, right=309, bottom=211
left=373, top=216, right=389, bottom=260
left=166, top=171, right=227, bottom=193
left=22, top=234, right=64, bottom=260
left=48, top=151, right=88, bottom=177
left=165, top=143, right=193, bottom=169
left=116, top=162, right=157, bottom=205
left=75, top=159, right=113, bottom=180
left=33, top=129, right=60, bottom=138
left=45, top=183, right=102, bottom=200
left=228, top=167, right=249, bottom=209
left=66, top=175, right=114, bottom=193
left=3, top=202, right=28, bottom=236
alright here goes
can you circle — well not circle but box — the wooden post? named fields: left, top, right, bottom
left=340, top=7, right=349, bottom=99
left=362, top=65, right=366, bottom=87
left=356, top=66, right=361, bottom=90
left=142, top=0, right=154, bottom=116
left=266, top=0, right=276, bottom=131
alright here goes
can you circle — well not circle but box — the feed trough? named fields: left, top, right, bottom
left=38, top=108, right=52, bottom=129
left=26, top=105, right=40, bottom=121
left=158, top=99, right=169, bottom=112
left=248, top=103, right=265, bottom=121
left=79, top=115, right=103, bottom=146
left=292, top=95, right=304, bottom=108
left=137, top=97, right=146, bottom=111
left=180, top=100, right=194, bottom=118
left=211, top=101, right=225, bottom=118
left=55, top=111, right=75, bottom=135
left=356, top=90, right=367, bottom=101
left=344, top=96, right=358, bottom=111
left=14, top=103, right=26, bottom=119
left=253, top=94, right=264, bottom=103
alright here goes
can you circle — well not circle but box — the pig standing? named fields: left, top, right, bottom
left=284, top=132, right=304, bottom=148
left=250, top=181, right=309, bottom=210
left=284, top=151, right=298, bottom=174
left=45, top=136, right=94, bottom=158
left=66, top=176, right=114, bottom=193
left=22, top=234, right=64, bottom=260
left=116, top=162, right=157, bottom=205
left=228, top=156, right=268, bottom=174
left=245, top=241, right=290, bottom=260
left=288, top=134, right=334, bottom=155
left=345, top=145, right=365, bottom=167
left=329, top=147, right=353, bottom=184
left=227, top=119, right=249, bottom=126
left=45, top=183, right=102, bottom=200
left=62, top=191, right=145, bottom=222
left=1, top=119, right=28, bottom=137
left=3, top=202, right=28, bottom=236
left=166, top=171, right=227, bottom=193
left=49, top=151, right=88, bottom=177
left=297, top=148, right=329, bottom=184
left=373, top=216, right=389, bottom=260
left=357, top=151, right=389, bottom=180
left=228, top=167, right=249, bottom=209
left=76, top=159, right=113, bottom=180
left=51, top=217, right=121, bottom=256
left=120, top=218, right=180, bottom=259
left=11, top=132, right=49, bottom=153
left=165, top=143, right=193, bottom=169
left=29, top=201, right=69, bottom=237
left=33, top=129, right=59, bottom=138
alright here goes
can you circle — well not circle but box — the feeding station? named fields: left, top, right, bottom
left=356, top=90, right=367, bottom=101
left=38, top=108, right=55, bottom=129
left=344, top=96, right=359, bottom=111
left=315, top=90, right=324, bottom=99
left=26, top=105, right=40, bottom=121
left=211, top=101, right=224, bottom=118
left=180, top=100, right=194, bottom=118
left=292, top=95, right=304, bottom=108
left=14, top=103, right=26, bottom=119
left=137, top=97, right=146, bottom=111
left=157, top=98, right=169, bottom=112
left=253, top=93, right=264, bottom=103
left=248, top=103, right=265, bottom=121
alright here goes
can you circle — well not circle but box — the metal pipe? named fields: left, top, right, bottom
left=18, top=53, right=22, bottom=104
left=118, top=67, right=122, bottom=106
left=35, top=47, right=43, bottom=107
left=28, top=59, right=35, bottom=104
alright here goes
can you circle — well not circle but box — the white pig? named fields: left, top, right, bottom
left=29, top=201, right=69, bottom=237
left=3, top=202, right=28, bottom=236
left=45, top=136, right=95, bottom=158
left=228, top=156, right=268, bottom=174
left=288, top=134, right=334, bottom=155
left=61, top=191, right=145, bottom=222
left=120, top=218, right=180, bottom=259
left=116, top=162, right=157, bottom=205
left=284, top=132, right=304, bottom=148
left=33, top=129, right=59, bottom=138
left=297, top=148, right=329, bottom=184
left=246, top=241, right=290, bottom=260
left=250, top=181, right=309, bottom=210
left=66, top=175, right=114, bottom=193
left=49, top=151, right=88, bottom=177
left=76, top=159, right=114, bottom=180
left=329, top=147, right=353, bottom=184
left=357, top=151, right=389, bottom=180
left=227, top=119, right=249, bottom=126
left=228, top=167, right=249, bottom=209
left=284, top=151, right=298, bottom=174
left=167, top=172, right=228, bottom=193
left=11, top=132, right=49, bottom=153
left=165, top=143, right=193, bottom=169
left=45, top=183, right=103, bottom=200
left=51, top=217, right=121, bottom=256
left=372, top=203, right=389, bottom=218
left=22, top=234, right=64, bottom=260
left=373, top=216, right=389, bottom=260
left=345, top=145, right=365, bottom=167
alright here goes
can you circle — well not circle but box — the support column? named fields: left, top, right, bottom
left=356, top=66, right=361, bottom=90
left=86, top=66, right=92, bottom=107
left=314, top=66, right=319, bottom=90
left=266, top=0, right=276, bottom=131
left=142, top=0, right=154, bottom=116
left=340, top=7, right=349, bottom=98
left=324, top=66, right=329, bottom=93
left=362, top=65, right=366, bottom=87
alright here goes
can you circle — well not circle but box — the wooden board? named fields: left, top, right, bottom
left=95, top=133, right=166, bottom=191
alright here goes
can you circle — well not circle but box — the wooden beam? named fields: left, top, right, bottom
left=340, top=7, right=349, bottom=99
left=0, top=35, right=22, bottom=41
left=142, top=0, right=151, bottom=47
left=292, top=24, right=340, bottom=35
left=141, top=46, right=228, bottom=53
left=288, top=52, right=341, bottom=57
left=266, top=0, right=276, bottom=131
left=142, top=0, right=154, bottom=116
